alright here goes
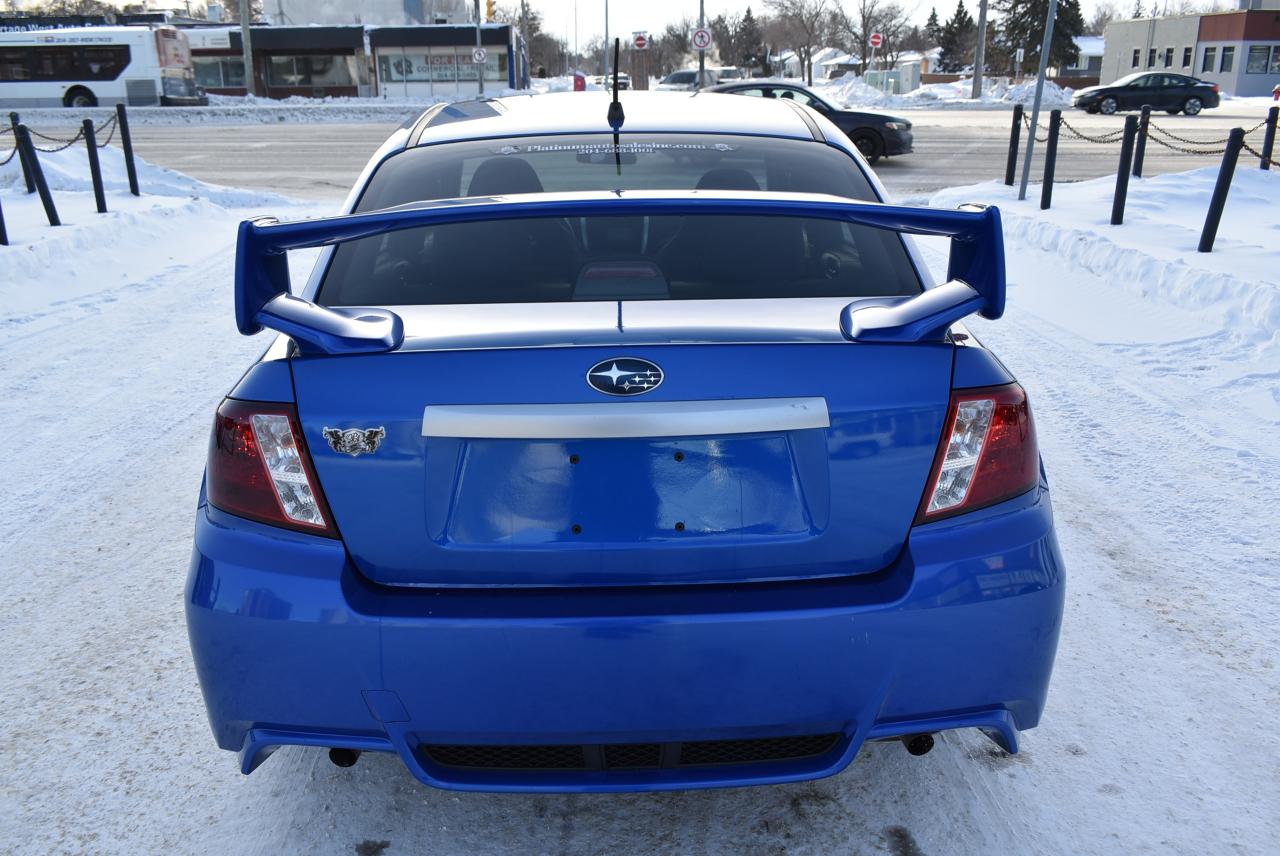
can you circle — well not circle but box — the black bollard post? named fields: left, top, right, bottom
left=14, top=124, right=60, bottom=227
left=82, top=119, right=107, bottom=214
left=1040, top=109, right=1062, bottom=211
left=1111, top=115, right=1139, bottom=226
left=1198, top=127, right=1245, bottom=253
left=1260, top=106, right=1278, bottom=171
left=0, top=193, right=8, bottom=246
left=1133, top=104, right=1151, bottom=178
left=9, top=111, right=35, bottom=194
left=115, top=103, right=140, bottom=196
left=1005, top=103, right=1023, bottom=186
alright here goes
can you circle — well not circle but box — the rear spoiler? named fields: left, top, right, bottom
left=235, top=190, right=1005, bottom=355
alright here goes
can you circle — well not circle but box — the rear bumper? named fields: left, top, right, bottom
left=185, top=485, right=1065, bottom=792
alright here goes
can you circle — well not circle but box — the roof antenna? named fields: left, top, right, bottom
left=607, top=38, right=624, bottom=131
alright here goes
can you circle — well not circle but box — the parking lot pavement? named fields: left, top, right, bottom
left=20, top=102, right=1269, bottom=205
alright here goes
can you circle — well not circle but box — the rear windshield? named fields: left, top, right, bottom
left=318, top=133, right=921, bottom=307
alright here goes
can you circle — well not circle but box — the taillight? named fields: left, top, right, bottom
left=206, top=398, right=338, bottom=537
left=916, top=383, right=1039, bottom=523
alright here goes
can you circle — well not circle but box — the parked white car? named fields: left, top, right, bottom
left=655, top=69, right=718, bottom=91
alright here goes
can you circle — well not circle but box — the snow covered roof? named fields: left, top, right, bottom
left=1075, top=35, right=1105, bottom=56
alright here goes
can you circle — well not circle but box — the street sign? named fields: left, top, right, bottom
left=691, top=27, right=713, bottom=51
left=869, top=32, right=883, bottom=49
left=472, top=46, right=488, bottom=65
left=1015, top=47, right=1025, bottom=63
left=633, top=32, right=649, bottom=50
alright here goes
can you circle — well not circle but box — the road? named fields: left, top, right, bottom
left=83, top=103, right=1274, bottom=202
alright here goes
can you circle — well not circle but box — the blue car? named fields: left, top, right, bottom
left=187, top=91, right=1065, bottom=793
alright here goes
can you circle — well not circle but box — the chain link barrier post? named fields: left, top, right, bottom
left=82, top=119, right=107, bottom=214
left=14, top=125, right=60, bottom=227
left=9, top=111, right=35, bottom=193
left=1040, top=109, right=1061, bottom=211
left=0, top=192, right=7, bottom=246
left=1261, top=106, right=1278, bottom=171
left=1133, top=104, right=1151, bottom=178
left=1198, top=127, right=1244, bottom=253
left=1111, top=115, right=1138, bottom=226
left=1005, top=104, right=1022, bottom=186
left=115, top=104, right=140, bottom=196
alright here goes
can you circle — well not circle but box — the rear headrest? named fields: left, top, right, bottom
left=467, top=157, right=544, bottom=196
left=695, top=168, right=760, bottom=191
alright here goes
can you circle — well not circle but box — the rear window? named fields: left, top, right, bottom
left=318, top=133, right=921, bottom=307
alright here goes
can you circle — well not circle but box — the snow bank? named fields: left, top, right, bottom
left=929, top=166, right=1280, bottom=346
left=1, top=145, right=302, bottom=323
left=818, top=74, right=1074, bottom=111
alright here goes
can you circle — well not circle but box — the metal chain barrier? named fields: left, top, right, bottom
left=1057, top=117, right=1128, bottom=144
left=1022, top=113, right=1268, bottom=155
left=1242, top=140, right=1280, bottom=169
left=22, top=115, right=119, bottom=153
left=1020, top=113, right=1050, bottom=143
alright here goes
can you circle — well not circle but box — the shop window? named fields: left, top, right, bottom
left=1245, top=45, right=1269, bottom=74
left=194, top=56, right=245, bottom=88
left=267, top=54, right=355, bottom=87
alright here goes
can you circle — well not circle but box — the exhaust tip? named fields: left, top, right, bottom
left=328, top=748, right=361, bottom=768
left=902, top=734, right=935, bottom=756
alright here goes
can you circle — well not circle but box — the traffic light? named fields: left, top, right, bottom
left=485, top=0, right=496, bottom=21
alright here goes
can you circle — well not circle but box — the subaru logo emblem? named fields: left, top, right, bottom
left=586, top=358, right=664, bottom=396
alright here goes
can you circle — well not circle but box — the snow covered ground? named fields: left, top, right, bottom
left=816, top=74, right=1076, bottom=111
left=1, top=150, right=1277, bottom=854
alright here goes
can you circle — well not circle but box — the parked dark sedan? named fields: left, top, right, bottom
left=1072, top=72, right=1220, bottom=116
left=706, top=81, right=912, bottom=163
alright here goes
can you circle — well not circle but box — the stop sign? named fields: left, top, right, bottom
left=869, top=32, right=883, bottom=49
left=633, top=33, right=648, bottom=50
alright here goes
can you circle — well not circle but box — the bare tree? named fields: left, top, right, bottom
left=765, top=0, right=830, bottom=85
left=1087, top=1, right=1119, bottom=34
left=832, top=0, right=910, bottom=74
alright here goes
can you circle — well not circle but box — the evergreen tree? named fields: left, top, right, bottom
left=937, top=0, right=975, bottom=72
left=996, top=0, right=1086, bottom=74
left=738, top=7, right=768, bottom=71
left=925, top=7, right=943, bottom=44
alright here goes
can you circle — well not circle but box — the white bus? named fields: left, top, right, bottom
left=0, top=25, right=207, bottom=108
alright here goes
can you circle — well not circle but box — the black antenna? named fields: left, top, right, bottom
left=607, top=38, right=624, bottom=131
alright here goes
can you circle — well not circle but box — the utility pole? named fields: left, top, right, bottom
left=603, top=0, right=610, bottom=77
left=971, top=0, right=988, bottom=98
left=238, top=0, right=253, bottom=97
left=698, top=0, right=705, bottom=82
left=1018, top=0, right=1058, bottom=200
left=474, top=0, right=484, bottom=95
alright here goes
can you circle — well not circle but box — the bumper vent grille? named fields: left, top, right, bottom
left=422, top=732, right=841, bottom=772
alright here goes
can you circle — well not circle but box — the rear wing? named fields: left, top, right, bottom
left=235, top=190, right=1005, bottom=355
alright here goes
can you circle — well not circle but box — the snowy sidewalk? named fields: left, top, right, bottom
left=1, top=160, right=1277, bottom=854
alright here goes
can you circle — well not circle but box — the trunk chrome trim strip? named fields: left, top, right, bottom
left=422, top=397, right=830, bottom=439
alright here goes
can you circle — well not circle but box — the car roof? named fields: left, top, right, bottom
left=411, top=91, right=818, bottom=146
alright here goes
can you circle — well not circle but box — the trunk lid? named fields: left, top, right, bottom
left=292, top=313, right=953, bottom=587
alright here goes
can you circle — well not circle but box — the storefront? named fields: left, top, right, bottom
left=369, top=24, right=514, bottom=98
left=187, top=25, right=372, bottom=98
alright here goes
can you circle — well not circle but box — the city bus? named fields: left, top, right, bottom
left=0, top=25, right=207, bottom=108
